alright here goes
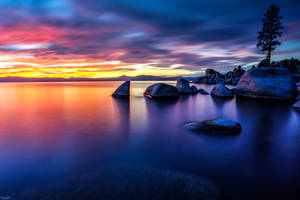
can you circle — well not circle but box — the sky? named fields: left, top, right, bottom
left=0, top=0, right=299, bottom=78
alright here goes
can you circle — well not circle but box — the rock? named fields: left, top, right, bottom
left=184, top=119, right=242, bottom=135
left=198, top=88, right=209, bottom=95
left=292, top=74, right=300, bottom=82
left=257, top=59, right=270, bottom=67
left=292, top=101, right=300, bottom=111
left=194, top=66, right=245, bottom=85
left=210, top=83, right=234, bottom=98
left=176, top=78, right=194, bottom=94
left=144, top=83, right=179, bottom=99
left=236, top=67, right=298, bottom=100
left=14, top=163, right=219, bottom=200
left=231, top=78, right=240, bottom=85
left=112, top=81, right=130, bottom=98
left=191, top=85, right=198, bottom=93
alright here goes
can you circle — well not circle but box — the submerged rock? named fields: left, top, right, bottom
left=210, top=83, right=234, bottom=98
left=293, top=101, right=300, bottom=111
left=14, top=163, right=219, bottom=200
left=144, top=83, right=179, bottom=99
left=112, top=81, right=130, bottom=98
left=176, top=78, right=194, bottom=94
left=184, top=119, right=242, bottom=135
left=236, top=67, right=298, bottom=100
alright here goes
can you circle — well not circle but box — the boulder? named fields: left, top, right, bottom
left=14, top=164, right=219, bottom=200
left=176, top=78, right=193, bottom=94
left=112, top=81, right=130, bottom=98
left=236, top=67, right=298, bottom=100
left=144, top=83, right=179, bottom=99
left=184, top=119, right=242, bottom=135
left=210, top=83, right=234, bottom=98
left=195, top=66, right=245, bottom=85
left=198, top=88, right=209, bottom=95
left=191, top=85, right=199, bottom=93
left=292, top=101, right=300, bottom=111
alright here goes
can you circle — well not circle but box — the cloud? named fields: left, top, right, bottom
left=0, top=0, right=299, bottom=78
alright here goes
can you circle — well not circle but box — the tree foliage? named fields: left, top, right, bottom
left=257, top=4, right=283, bottom=66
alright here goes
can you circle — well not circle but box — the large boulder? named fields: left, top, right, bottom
left=293, top=101, right=300, bottom=111
left=112, top=81, right=130, bottom=98
left=236, top=67, right=298, bottom=100
left=184, top=119, right=242, bottom=135
left=176, top=78, right=194, bottom=94
left=210, top=83, right=234, bottom=98
left=144, top=83, right=179, bottom=99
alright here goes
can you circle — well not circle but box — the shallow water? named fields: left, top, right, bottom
left=0, top=81, right=300, bottom=199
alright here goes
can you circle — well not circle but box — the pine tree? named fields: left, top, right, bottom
left=257, top=4, right=283, bottom=66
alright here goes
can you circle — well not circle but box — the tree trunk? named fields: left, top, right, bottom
left=267, top=49, right=271, bottom=66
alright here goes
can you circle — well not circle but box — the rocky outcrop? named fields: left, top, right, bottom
left=210, top=83, right=234, bottom=98
left=292, top=101, right=300, bottom=111
left=236, top=67, right=298, bottom=100
left=191, top=85, right=198, bottom=93
left=198, top=88, right=209, bottom=95
left=195, top=66, right=245, bottom=85
left=176, top=78, right=195, bottom=94
left=112, top=81, right=130, bottom=98
left=196, top=69, right=224, bottom=84
left=184, top=119, right=242, bottom=135
left=144, top=83, right=179, bottom=99
left=223, top=66, right=245, bottom=85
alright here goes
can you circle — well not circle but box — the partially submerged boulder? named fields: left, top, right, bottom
left=144, top=83, right=179, bottom=99
left=292, top=101, right=300, bottom=111
left=210, top=83, right=234, bottom=98
left=112, top=81, right=130, bottom=98
left=191, top=85, right=198, bottom=93
left=198, top=88, right=209, bottom=95
left=176, top=78, right=194, bottom=94
left=184, top=119, right=242, bottom=135
left=14, top=163, right=219, bottom=200
left=236, top=67, right=298, bottom=100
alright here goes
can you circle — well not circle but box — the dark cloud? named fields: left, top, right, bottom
left=0, top=0, right=299, bottom=75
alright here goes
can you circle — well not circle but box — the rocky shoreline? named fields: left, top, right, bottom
left=112, top=60, right=300, bottom=134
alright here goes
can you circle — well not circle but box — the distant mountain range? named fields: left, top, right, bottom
left=0, top=75, right=194, bottom=82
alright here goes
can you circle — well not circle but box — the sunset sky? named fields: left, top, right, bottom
left=0, top=0, right=299, bottom=78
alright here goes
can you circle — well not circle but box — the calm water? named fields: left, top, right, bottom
left=0, top=81, right=300, bottom=199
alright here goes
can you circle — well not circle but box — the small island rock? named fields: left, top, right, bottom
left=184, top=119, right=242, bottom=135
left=112, top=81, right=130, bottom=98
left=236, top=67, right=298, bottom=100
left=144, top=83, right=179, bottom=99
left=210, top=83, right=234, bottom=98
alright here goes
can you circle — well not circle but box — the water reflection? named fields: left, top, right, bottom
left=0, top=82, right=299, bottom=200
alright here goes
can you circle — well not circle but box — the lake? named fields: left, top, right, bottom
left=0, top=81, right=300, bottom=199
